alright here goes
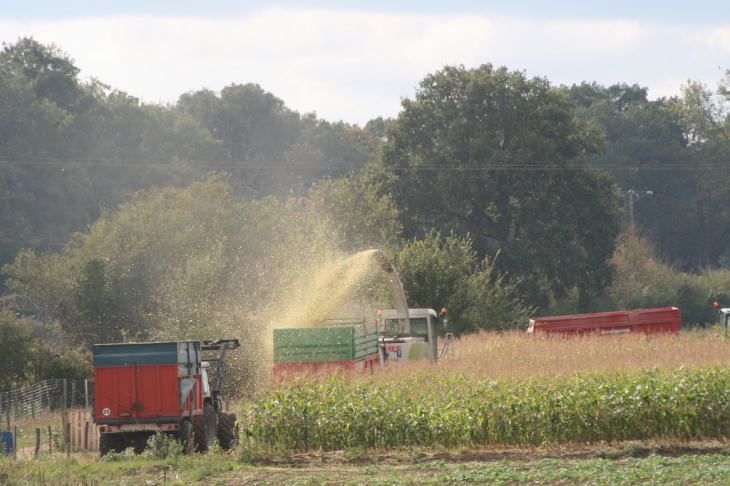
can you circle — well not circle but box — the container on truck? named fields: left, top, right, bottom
left=91, top=339, right=239, bottom=455
left=273, top=318, right=379, bottom=380
left=527, top=307, right=681, bottom=336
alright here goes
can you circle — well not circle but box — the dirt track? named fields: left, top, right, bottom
left=251, top=440, right=730, bottom=468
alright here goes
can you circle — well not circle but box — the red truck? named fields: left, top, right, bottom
left=91, top=339, right=239, bottom=455
left=527, top=307, right=681, bottom=336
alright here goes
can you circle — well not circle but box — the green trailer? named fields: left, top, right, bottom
left=273, top=319, right=380, bottom=379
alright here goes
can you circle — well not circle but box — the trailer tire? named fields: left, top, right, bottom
left=193, top=402, right=217, bottom=452
left=99, top=433, right=126, bottom=456
left=217, top=413, right=237, bottom=450
left=178, top=420, right=193, bottom=454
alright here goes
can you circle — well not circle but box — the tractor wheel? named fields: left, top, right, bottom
left=99, top=433, right=126, bottom=456
left=217, top=413, right=238, bottom=450
left=193, top=402, right=217, bottom=452
left=177, top=420, right=193, bottom=454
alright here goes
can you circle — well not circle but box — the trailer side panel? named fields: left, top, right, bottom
left=528, top=307, right=681, bottom=335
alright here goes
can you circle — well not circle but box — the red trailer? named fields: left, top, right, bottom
left=91, top=339, right=239, bottom=455
left=273, top=354, right=379, bottom=381
left=527, top=307, right=681, bottom=336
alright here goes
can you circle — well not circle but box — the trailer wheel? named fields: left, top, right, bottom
left=217, top=412, right=237, bottom=450
left=99, top=433, right=126, bottom=456
left=178, top=420, right=193, bottom=453
left=193, top=402, right=217, bottom=452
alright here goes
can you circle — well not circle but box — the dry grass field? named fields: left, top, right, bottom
left=362, top=329, right=730, bottom=382
left=264, top=329, right=730, bottom=388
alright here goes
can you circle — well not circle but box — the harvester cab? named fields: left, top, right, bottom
left=377, top=308, right=446, bottom=363
left=372, top=250, right=449, bottom=363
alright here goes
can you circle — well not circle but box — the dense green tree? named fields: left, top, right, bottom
left=0, top=38, right=233, bottom=274
left=177, top=84, right=302, bottom=197
left=306, top=175, right=402, bottom=254
left=0, top=38, right=82, bottom=112
left=179, top=85, right=379, bottom=198
left=396, top=231, right=532, bottom=335
left=568, top=80, right=730, bottom=268
left=294, top=119, right=376, bottom=176
left=2, top=249, right=72, bottom=345
left=0, top=308, right=35, bottom=391
left=379, top=64, right=620, bottom=311
left=364, top=116, right=391, bottom=141
left=0, top=40, right=96, bottom=266
left=674, top=77, right=730, bottom=266
left=29, top=346, right=91, bottom=383
left=0, top=37, right=383, bottom=280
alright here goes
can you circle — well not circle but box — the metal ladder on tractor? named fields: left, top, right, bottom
left=439, top=333, right=455, bottom=359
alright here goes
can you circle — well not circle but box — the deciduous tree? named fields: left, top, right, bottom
left=379, top=65, right=620, bottom=311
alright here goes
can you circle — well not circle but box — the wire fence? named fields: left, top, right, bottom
left=0, top=379, right=87, bottom=422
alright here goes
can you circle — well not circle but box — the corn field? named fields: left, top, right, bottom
left=243, top=366, right=730, bottom=450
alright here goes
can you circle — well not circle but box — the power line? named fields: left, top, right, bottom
left=1, top=157, right=728, bottom=172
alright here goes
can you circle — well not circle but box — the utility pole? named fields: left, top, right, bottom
left=628, top=190, right=634, bottom=226
left=623, top=190, right=653, bottom=226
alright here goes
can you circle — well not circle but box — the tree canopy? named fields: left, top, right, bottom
left=377, top=64, right=620, bottom=311
left=0, top=37, right=380, bottom=275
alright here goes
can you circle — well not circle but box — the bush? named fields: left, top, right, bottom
left=396, top=231, right=533, bottom=334
left=600, top=229, right=730, bottom=326
left=0, top=308, right=35, bottom=392
left=145, top=432, right=182, bottom=460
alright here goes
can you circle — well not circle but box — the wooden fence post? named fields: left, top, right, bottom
left=66, top=422, right=71, bottom=456
left=48, top=425, right=52, bottom=455
left=34, top=428, right=40, bottom=457
left=63, top=412, right=71, bottom=457
left=76, top=409, right=81, bottom=451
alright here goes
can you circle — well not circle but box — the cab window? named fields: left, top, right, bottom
left=385, top=318, right=400, bottom=335
left=410, top=318, right=428, bottom=336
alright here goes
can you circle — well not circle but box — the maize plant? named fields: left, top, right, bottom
left=243, top=366, right=730, bottom=451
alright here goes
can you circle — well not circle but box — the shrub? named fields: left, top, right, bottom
left=145, top=432, right=182, bottom=460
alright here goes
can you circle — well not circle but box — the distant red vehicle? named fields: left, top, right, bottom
left=527, top=307, right=681, bottom=336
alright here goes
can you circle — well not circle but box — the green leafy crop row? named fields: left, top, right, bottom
left=244, top=367, right=730, bottom=450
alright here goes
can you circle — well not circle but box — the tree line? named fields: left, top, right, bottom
left=2, top=37, right=730, bottom=391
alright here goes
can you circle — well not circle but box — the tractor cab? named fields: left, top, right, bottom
left=377, top=308, right=443, bottom=363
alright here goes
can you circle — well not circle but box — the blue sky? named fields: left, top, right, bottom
left=3, top=1, right=730, bottom=124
